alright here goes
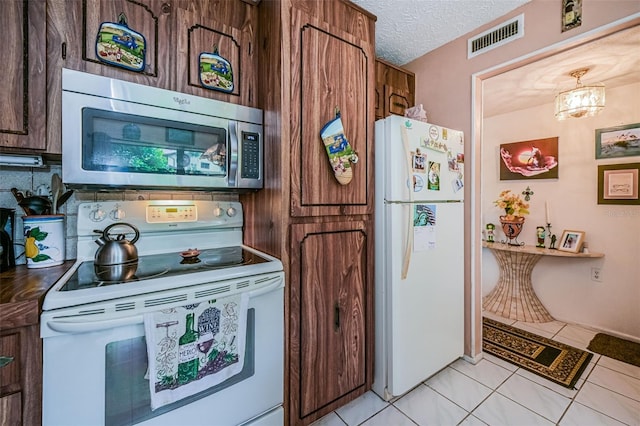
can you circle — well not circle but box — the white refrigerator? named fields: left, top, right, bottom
left=373, top=114, right=465, bottom=400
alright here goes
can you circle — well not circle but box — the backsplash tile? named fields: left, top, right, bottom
left=0, top=165, right=239, bottom=265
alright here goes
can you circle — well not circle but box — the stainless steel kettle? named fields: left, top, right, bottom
left=93, top=223, right=140, bottom=266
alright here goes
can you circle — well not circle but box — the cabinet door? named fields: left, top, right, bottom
left=0, top=393, right=22, bottom=426
left=290, top=221, right=372, bottom=423
left=174, top=1, right=258, bottom=106
left=1, top=0, right=46, bottom=151
left=52, top=0, right=171, bottom=87
left=290, top=9, right=374, bottom=217
left=383, top=84, right=412, bottom=118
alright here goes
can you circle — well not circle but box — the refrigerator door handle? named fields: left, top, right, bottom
left=400, top=126, right=415, bottom=280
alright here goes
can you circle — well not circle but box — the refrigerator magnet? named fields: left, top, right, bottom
left=95, top=13, right=146, bottom=72
left=412, top=149, right=426, bottom=173
left=452, top=177, right=463, bottom=193
left=428, top=162, right=440, bottom=190
left=410, top=174, right=425, bottom=192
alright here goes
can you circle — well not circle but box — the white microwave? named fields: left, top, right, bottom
left=61, top=69, right=263, bottom=191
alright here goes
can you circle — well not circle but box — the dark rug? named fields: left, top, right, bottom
left=588, top=333, right=640, bottom=367
left=483, top=317, right=593, bottom=389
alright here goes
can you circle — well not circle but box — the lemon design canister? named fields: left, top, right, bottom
left=23, top=215, right=65, bottom=268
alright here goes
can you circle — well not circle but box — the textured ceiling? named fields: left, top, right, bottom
left=351, top=0, right=531, bottom=66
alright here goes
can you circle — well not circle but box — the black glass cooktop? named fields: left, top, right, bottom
left=60, top=246, right=268, bottom=291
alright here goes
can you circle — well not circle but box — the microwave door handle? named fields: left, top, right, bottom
left=228, top=120, right=239, bottom=186
left=46, top=315, right=143, bottom=334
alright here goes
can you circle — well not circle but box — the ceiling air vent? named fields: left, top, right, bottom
left=468, top=14, right=524, bottom=59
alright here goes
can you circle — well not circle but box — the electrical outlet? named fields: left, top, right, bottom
left=591, top=267, right=602, bottom=282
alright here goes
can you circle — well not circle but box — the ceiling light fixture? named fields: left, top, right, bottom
left=554, top=68, right=605, bottom=120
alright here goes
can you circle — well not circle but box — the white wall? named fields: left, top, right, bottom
left=482, top=82, right=640, bottom=340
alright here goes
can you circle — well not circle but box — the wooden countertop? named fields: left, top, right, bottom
left=0, top=261, right=76, bottom=329
left=482, top=241, right=604, bottom=258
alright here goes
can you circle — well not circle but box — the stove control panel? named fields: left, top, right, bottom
left=147, top=205, right=197, bottom=223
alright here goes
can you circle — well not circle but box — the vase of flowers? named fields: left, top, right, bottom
left=494, top=190, right=529, bottom=245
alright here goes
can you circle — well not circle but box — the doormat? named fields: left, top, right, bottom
left=587, top=333, right=640, bottom=367
left=482, top=317, right=592, bottom=389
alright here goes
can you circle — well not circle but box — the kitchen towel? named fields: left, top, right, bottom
left=144, top=293, right=249, bottom=410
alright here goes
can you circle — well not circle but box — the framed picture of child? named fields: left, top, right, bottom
left=558, top=230, right=585, bottom=253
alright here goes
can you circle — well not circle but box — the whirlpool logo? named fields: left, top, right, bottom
left=173, top=96, right=191, bottom=106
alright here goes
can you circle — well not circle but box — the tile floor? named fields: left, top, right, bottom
left=313, top=312, right=640, bottom=426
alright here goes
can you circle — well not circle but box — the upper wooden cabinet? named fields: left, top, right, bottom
left=375, top=58, right=415, bottom=120
left=289, top=8, right=374, bottom=217
left=0, top=0, right=46, bottom=152
left=45, top=0, right=259, bottom=155
left=48, top=0, right=257, bottom=104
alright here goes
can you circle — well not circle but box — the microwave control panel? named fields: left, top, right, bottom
left=241, top=132, right=260, bottom=179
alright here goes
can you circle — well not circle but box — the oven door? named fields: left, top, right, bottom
left=42, top=276, right=283, bottom=426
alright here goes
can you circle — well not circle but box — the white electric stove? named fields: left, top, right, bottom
left=41, top=200, right=284, bottom=426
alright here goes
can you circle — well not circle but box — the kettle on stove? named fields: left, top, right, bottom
left=93, top=223, right=140, bottom=281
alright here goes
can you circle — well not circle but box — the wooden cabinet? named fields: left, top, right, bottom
left=375, top=58, right=415, bottom=120
left=46, top=0, right=259, bottom=154
left=0, top=0, right=46, bottom=153
left=0, top=261, right=75, bottom=426
left=0, top=326, right=40, bottom=426
left=290, top=221, right=372, bottom=420
left=242, top=1, right=375, bottom=424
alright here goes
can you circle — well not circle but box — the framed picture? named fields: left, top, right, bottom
left=597, top=163, right=640, bottom=205
left=558, top=230, right=585, bottom=253
left=561, top=0, right=582, bottom=32
left=595, top=123, right=640, bottom=159
left=499, top=137, right=559, bottom=180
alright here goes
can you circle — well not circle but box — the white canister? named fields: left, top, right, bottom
left=23, top=215, right=66, bottom=268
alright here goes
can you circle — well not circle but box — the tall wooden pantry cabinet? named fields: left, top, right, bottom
left=241, top=1, right=376, bottom=425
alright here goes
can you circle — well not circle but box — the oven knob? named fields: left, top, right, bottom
left=89, top=208, right=106, bottom=222
left=226, top=207, right=237, bottom=217
left=110, top=207, right=126, bottom=220
left=213, top=207, right=224, bottom=217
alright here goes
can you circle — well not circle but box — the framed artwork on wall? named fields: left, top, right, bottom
left=595, top=123, right=640, bottom=159
left=597, top=163, right=640, bottom=205
left=499, top=137, right=559, bottom=180
left=561, top=0, right=582, bottom=32
left=558, top=230, right=585, bottom=253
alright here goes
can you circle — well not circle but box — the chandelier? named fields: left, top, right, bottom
left=554, top=68, right=605, bottom=120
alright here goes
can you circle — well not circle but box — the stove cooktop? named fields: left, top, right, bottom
left=60, top=246, right=269, bottom=291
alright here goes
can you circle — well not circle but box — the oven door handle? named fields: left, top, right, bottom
left=248, top=278, right=283, bottom=299
left=46, top=315, right=143, bottom=334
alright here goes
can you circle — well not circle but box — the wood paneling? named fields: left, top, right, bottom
left=243, top=2, right=376, bottom=424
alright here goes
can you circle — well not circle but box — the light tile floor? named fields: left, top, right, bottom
left=313, top=312, right=640, bottom=426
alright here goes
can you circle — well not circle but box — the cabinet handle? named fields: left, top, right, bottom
left=334, top=302, right=340, bottom=330
left=0, top=356, right=14, bottom=368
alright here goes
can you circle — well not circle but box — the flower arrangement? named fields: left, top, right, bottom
left=494, top=190, right=529, bottom=220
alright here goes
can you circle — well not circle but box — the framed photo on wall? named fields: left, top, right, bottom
left=597, top=163, right=640, bottom=205
left=561, top=0, right=582, bottom=32
left=499, top=137, right=559, bottom=180
left=558, top=230, right=585, bottom=253
left=595, top=123, right=640, bottom=159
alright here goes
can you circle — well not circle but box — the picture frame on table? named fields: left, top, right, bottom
left=558, top=230, right=585, bottom=253
left=597, top=163, right=640, bottom=205
left=595, top=123, right=640, bottom=159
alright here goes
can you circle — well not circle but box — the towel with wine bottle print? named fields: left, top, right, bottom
left=143, top=292, right=249, bottom=410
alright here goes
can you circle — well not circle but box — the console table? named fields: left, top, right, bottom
left=482, top=242, right=604, bottom=323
